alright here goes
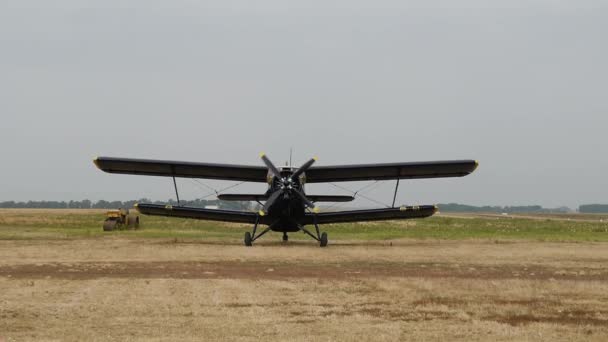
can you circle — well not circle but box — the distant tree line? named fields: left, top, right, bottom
left=579, top=204, right=608, bottom=214
left=0, top=199, right=251, bottom=211
left=2, top=200, right=606, bottom=213
left=437, top=203, right=573, bottom=213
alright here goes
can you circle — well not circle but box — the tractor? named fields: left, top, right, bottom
left=103, top=208, right=140, bottom=231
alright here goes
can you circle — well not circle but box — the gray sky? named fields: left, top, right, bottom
left=1, top=0, right=607, bottom=208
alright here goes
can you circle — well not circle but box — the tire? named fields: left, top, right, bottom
left=127, top=215, right=140, bottom=230
left=244, top=232, right=253, bottom=247
left=103, top=219, right=117, bottom=231
left=320, top=232, right=328, bottom=247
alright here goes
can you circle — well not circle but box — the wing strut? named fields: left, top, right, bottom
left=391, top=179, right=400, bottom=208
left=172, top=176, right=181, bottom=206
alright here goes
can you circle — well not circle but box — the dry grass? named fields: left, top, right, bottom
left=2, top=277, right=608, bottom=342
left=2, top=209, right=608, bottom=341
left=1, top=238, right=608, bottom=341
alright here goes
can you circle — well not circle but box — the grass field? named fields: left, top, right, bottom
left=1, top=209, right=608, bottom=341
left=1, top=209, right=607, bottom=242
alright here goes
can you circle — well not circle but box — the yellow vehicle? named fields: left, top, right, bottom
left=103, top=208, right=139, bottom=231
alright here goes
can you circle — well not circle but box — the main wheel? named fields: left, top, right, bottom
left=319, top=232, right=328, bottom=247
left=282, top=232, right=288, bottom=242
left=244, top=232, right=253, bottom=247
left=127, top=215, right=140, bottom=230
left=103, top=219, right=117, bottom=231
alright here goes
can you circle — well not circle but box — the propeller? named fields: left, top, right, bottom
left=258, top=189, right=284, bottom=216
left=260, top=153, right=282, bottom=178
left=291, top=189, right=319, bottom=213
left=289, top=157, right=317, bottom=182
left=257, top=153, right=319, bottom=216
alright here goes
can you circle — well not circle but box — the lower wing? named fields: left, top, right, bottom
left=303, top=205, right=437, bottom=225
left=135, top=203, right=436, bottom=226
left=134, top=203, right=260, bottom=224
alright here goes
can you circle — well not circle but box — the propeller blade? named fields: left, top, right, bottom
left=260, top=153, right=282, bottom=178
left=290, top=157, right=317, bottom=181
left=292, top=189, right=319, bottom=213
left=258, top=189, right=284, bottom=216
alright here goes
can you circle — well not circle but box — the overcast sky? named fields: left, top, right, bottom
left=1, top=0, right=606, bottom=208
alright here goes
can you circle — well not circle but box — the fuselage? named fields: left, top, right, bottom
left=265, top=168, right=307, bottom=232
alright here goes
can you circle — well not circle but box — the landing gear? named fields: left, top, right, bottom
left=244, top=232, right=252, bottom=247
left=244, top=215, right=327, bottom=247
left=296, top=218, right=328, bottom=247
left=320, top=232, right=328, bottom=247
left=244, top=216, right=274, bottom=246
left=314, top=218, right=328, bottom=248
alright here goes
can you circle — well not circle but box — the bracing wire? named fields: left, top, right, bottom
left=216, top=181, right=247, bottom=194
left=353, top=181, right=381, bottom=196
left=356, top=192, right=392, bottom=208
left=185, top=179, right=217, bottom=199
left=187, top=179, right=212, bottom=193
left=326, top=181, right=393, bottom=211
left=185, top=179, right=247, bottom=200
left=192, top=179, right=218, bottom=194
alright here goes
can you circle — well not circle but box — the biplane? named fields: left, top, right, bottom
left=94, top=154, right=478, bottom=247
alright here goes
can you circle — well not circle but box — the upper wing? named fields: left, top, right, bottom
left=304, top=160, right=478, bottom=183
left=303, top=205, right=437, bottom=225
left=94, top=157, right=268, bottom=182
left=134, top=203, right=262, bottom=224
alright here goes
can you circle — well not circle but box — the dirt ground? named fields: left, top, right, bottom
left=1, top=239, right=608, bottom=341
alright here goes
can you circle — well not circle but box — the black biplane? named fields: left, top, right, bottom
left=94, top=154, right=478, bottom=247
